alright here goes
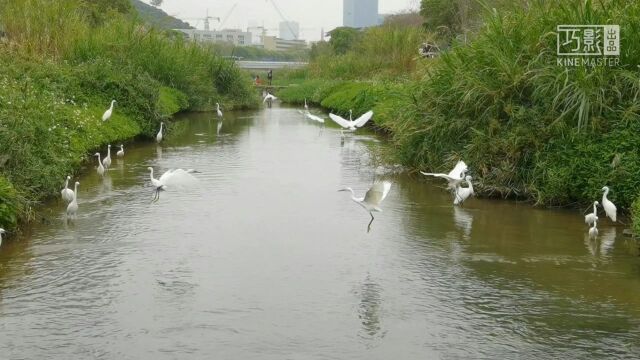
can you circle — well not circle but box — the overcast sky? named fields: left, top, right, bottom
left=143, top=0, right=419, bottom=41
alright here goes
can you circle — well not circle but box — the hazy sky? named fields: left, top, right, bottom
left=143, top=0, right=419, bottom=41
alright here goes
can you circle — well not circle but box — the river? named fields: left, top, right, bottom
left=1, top=106, right=639, bottom=359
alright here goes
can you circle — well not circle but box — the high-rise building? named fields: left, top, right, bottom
left=279, top=21, right=300, bottom=40
left=343, top=0, right=379, bottom=28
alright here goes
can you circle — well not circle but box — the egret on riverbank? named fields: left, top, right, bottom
left=217, top=103, right=223, bottom=119
left=339, top=181, right=392, bottom=232
left=329, top=110, right=374, bottom=131
left=601, top=186, right=617, bottom=222
left=66, top=181, right=80, bottom=218
left=147, top=167, right=198, bottom=202
left=589, top=219, right=598, bottom=238
left=421, top=160, right=468, bottom=190
left=61, top=175, right=74, bottom=203
left=305, top=112, right=325, bottom=123
left=94, top=153, right=105, bottom=176
left=454, top=176, right=474, bottom=206
left=156, top=122, right=164, bottom=143
left=102, top=100, right=116, bottom=121
left=0, top=228, right=5, bottom=247
left=102, top=144, right=112, bottom=170
left=116, top=144, right=124, bottom=158
left=585, top=201, right=599, bottom=226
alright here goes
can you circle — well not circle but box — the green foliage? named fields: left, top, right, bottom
left=632, top=196, right=640, bottom=236
left=0, top=176, right=23, bottom=229
left=211, top=42, right=309, bottom=61
left=158, top=87, right=189, bottom=117
left=328, top=27, right=363, bottom=55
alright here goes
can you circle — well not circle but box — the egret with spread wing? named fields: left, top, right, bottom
left=148, top=167, right=199, bottom=202
left=263, top=93, right=277, bottom=103
left=339, top=181, right=392, bottom=232
left=305, top=112, right=325, bottom=123
left=421, top=160, right=468, bottom=190
left=329, top=110, right=373, bottom=131
left=453, top=176, right=474, bottom=205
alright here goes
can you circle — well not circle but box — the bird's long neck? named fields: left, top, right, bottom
left=160, top=123, right=164, bottom=131
left=593, top=202, right=597, bottom=213
left=466, top=178, right=474, bottom=192
left=109, top=101, right=115, bottom=110
left=107, top=147, right=111, bottom=156
left=96, top=154, right=101, bottom=163
left=149, top=169, right=155, bottom=182
left=64, top=178, right=69, bottom=189
left=73, top=184, right=78, bottom=201
left=603, top=189, right=609, bottom=199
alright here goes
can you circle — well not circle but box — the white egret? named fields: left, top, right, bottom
left=102, top=144, right=112, bottom=170
left=601, top=186, right=617, bottom=222
left=0, top=228, right=5, bottom=247
left=304, top=112, right=325, bottom=123
left=216, top=103, right=223, bottom=118
left=66, top=181, right=80, bottom=218
left=329, top=110, right=374, bottom=131
left=116, top=144, right=124, bottom=158
left=304, top=98, right=309, bottom=111
left=453, top=176, right=474, bottom=206
left=156, top=122, right=164, bottom=143
left=94, top=153, right=105, bottom=176
left=147, top=167, right=198, bottom=202
left=421, top=160, right=468, bottom=190
left=339, top=181, right=392, bottom=232
left=584, top=201, right=599, bottom=226
left=263, top=93, right=277, bottom=103
left=60, top=175, right=74, bottom=203
left=588, top=219, right=598, bottom=238
left=102, top=100, right=116, bottom=121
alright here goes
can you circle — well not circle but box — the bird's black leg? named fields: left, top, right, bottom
left=367, top=213, right=375, bottom=233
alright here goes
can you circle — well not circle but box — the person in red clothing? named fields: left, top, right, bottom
left=255, top=75, right=261, bottom=85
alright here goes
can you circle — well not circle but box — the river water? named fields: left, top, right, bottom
left=1, top=106, right=639, bottom=359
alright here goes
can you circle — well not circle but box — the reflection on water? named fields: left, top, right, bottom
left=0, top=105, right=639, bottom=359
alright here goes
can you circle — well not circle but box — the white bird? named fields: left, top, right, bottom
left=453, top=176, right=474, bottom=205
left=102, top=100, right=116, bottom=121
left=147, top=167, right=198, bottom=202
left=66, top=181, right=80, bottom=218
left=60, top=175, right=74, bottom=203
left=0, top=228, right=5, bottom=247
left=304, top=112, right=325, bottom=123
left=421, top=160, right=468, bottom=190
left=339, top=181, right=392, bottom=232
left=304, top=98, right=309, bottom=111
left=94, top=153, right=105, bottom=176
left=584, top=201, right=599, bottom=226
left=116, top=144, right=124, bottom=158
left=216, top=103, right=223, bottom=118
left=329, top=110, right=374, bottom=131
left=102, top=144, right=112, bottom=170
left=588, top=219, right=598, bottom=238
left=263, top=93, right=277, bottom=103
left=601, top=186, right=617, bottom=222
left=156, top=122, right=164, bottom=143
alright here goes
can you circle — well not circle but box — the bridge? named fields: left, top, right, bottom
left=235, top=60, right=308, bottom=70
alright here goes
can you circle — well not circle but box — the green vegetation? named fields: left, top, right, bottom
left=211, top=42, right=309, bottom=62
left=278, top=0, right=640, bottom=226
left=0, top=0, right=258, bottom=232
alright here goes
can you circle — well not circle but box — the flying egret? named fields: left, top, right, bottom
left=102, top=100, right=116, bottom=121
left=453, top=176, right=474, bottom=205
left=0, top=228, right=5, bottom=247
left=601, top=186, right=617, bottom=222
left=147, top=167, right=198, bottom=202
left=94, top=153, right=105, bottom=176
left=588, top=219, right=598, bottom=238
left=339, top=181, right=392, bottom=232
left=421, top=160, right=468, bottom=190
left=304, top=98, right=309, bottom=111
left=304, top=112, right=325, bottom=123
left=216, top=103, right=223, bottom=119
left=102, top=144, right=112, bottom=170
left=116, top=144, right=124, bottom=158
left=66, top=181, right=80, bottom=218
left=329, top=110, right=374, bottom=131
left=60, top=175, right=74, bottom=203
left=263, top=93, right=277, bottom=103
left=584, top=201, right=599, bottom=226
left=156, top=122, right=164, bottom=143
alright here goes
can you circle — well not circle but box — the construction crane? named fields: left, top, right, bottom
left=218, top=3, right=238, bottom=30
left=183, top=10, right=220, bottom=31
left=266, top=0, right=298, bottom=40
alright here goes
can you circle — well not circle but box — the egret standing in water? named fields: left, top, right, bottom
left=94, top=153, right=105, bottom=176
left=102, top=100, right=116, bottom=121
left=304, top=98, right=309, bottom=111
left=60, top=175, right=74, bottom=203
left=116, top=144, right=124, bottom=158
left=147, top=167, right=198, bottom=202
left=156, top=122, right=164, bottom=143
left=589, top=219, right=599, bottom=238
left=601, top=186, right=617, bottom=222
left=453, top=176, right=474, bottom=206
left=421, top=160, right=468, bottom=190
left=66, top=181, right=80, bottom=219
left=339, top=181, right=392, bottom=232
left=0, top=228, right=5, bottom=247
left=585, top=201, right=599, bottom=226
left=329, top=110, right=374, bottom=131
left=216, top=103, right=223, bottom=119
left=102, top=144, right=112, bottom=170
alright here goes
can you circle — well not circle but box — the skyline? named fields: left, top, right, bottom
left=142, top=0, right=418, bottom=41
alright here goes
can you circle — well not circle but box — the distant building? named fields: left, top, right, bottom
left=343, top=0, right=379, bottom=28
left=175, top=28, right=251, bottom=46
left=279, top=21, right=300, bottom=40
left=263, top=35, right=306, bottom=51
left=247, top=26, right=266, bottom=45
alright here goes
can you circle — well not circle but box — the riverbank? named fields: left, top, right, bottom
left=0, top=0, right=258, bottom=233
left=277, top=1, right=640, bottom=233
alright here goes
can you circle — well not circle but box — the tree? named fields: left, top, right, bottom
left=327, top=27, right=362, bottom=55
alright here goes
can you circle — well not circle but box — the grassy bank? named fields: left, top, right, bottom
left=0, top=0, right=258, bottom=232
left=279, top=1, right=640, bottom=225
